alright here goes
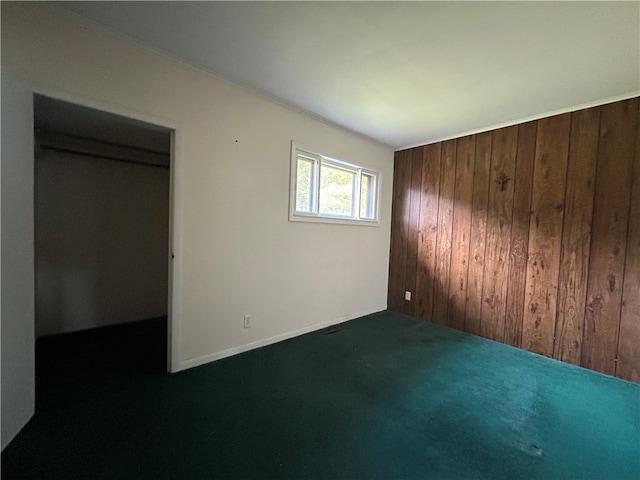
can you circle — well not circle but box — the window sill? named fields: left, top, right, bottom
left=289, top=213, right=380, bottom=227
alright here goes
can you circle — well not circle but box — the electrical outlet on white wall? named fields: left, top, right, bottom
left=244, top=314, right=252, bottom=328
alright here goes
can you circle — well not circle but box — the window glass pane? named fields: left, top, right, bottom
left=319, top=163, right=355, bottom=217
left=296, top=157, right=313, bottom=212
left=360, top=173, right=375, bottom=219
left=360, top=174, right=370, bottom=218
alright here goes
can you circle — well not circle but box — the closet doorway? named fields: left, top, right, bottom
left=33, top=95, right=174, bottom=410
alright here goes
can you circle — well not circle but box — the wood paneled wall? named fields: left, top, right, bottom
left=388, top=97, right=640, bottom=382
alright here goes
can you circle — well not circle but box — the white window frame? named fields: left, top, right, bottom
left=289, top=142, right=380, bottom=226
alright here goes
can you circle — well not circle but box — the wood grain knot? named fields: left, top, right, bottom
left=485, top=295, right=499, bottom=309
left=587, top=296, right=602, bottom=311
left=495, top=173, right=511, bottom=191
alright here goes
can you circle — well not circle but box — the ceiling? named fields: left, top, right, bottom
left=56, top=1, right=639, bottom=149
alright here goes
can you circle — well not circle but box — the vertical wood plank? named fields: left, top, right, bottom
left=447, top=135, right=476, bottom=330
left=404, top=147, right=423, bottom=316
left=432, top=140, right=456, bottom=325
left=415, top=143, right=441, bottom=321
left=465, top=132, right=492, bottom=335
left=553, top=107, right=600, bottom=365
left=523, top=113, right=571, bottom=357
left=583, top=98, right=638, bottom=375
left=387, top=151, right=400, bottom=309
left=387, top=150, right=412, bottom=312
left=616, top=102, right=640, bottom=382
left=504, top=121, right=537, bottom=348
left=480, top=126, right=518, bottom=342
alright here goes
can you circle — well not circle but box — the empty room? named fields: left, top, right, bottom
left=1, top=2, right=638, bottom=479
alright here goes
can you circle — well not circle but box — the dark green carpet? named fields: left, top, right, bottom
left=2, top=311, right=639, bottom=479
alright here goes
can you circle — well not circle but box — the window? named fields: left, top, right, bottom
left=290, top=143, right=380, bottom=225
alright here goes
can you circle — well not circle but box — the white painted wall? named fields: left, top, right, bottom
left=1, top=73, right=36, bottom=449
left=34, top=148, right=170, bottom=337
left=1, top=3, right=393, bottom=447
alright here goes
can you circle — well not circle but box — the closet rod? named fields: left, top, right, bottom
left=40, top=145, right=170, bottom=170
left=35, top=128, right=169, bottom=156
left=36, top=128, right=170, bottom=169
left=38, top=144, right=170, bottom=170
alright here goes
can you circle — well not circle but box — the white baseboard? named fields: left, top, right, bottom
left=176, top=308, right=384, bottom=372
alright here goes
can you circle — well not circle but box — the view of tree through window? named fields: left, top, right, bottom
left=319, top=164, right=355, bottom=216
left=295, top=157, right=313, bottom=212
left=360, top=174, right=370, bottom=218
